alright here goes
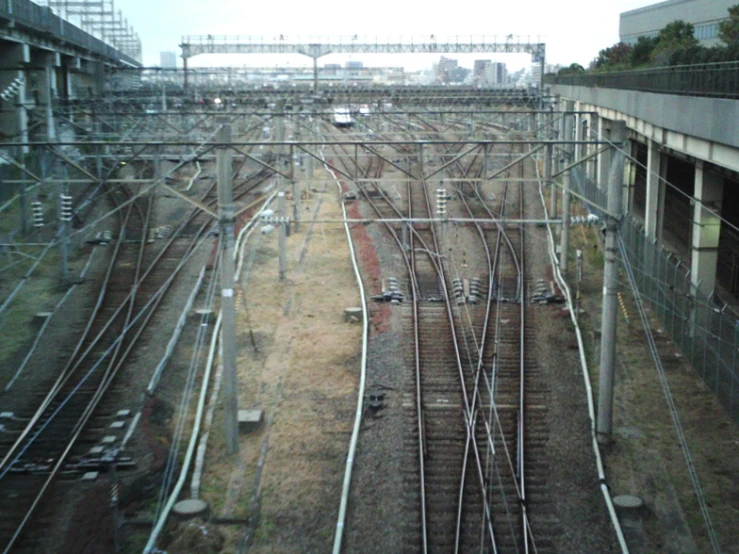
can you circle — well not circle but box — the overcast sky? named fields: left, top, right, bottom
left=107, top=0, right=659, bottom=70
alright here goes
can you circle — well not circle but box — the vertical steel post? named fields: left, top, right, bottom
left=217, top=123, right=240, bottom=455
left=278, top=191, right=287, bottom=281
left=183, top=56, right=188, bottom=91
left=560, top=169, right=571, bottom=272
left=546, top=143, right=555, bottom=218
left=291, top=144, right=300, bottom=232
left=58, top=170, right=69, bottom=282
left=597, top=120, right=626, bottom=445
left=483, top=143, right=489, bottom=183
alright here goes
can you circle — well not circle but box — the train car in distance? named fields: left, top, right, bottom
left=333, top=107, right=354, bottom=128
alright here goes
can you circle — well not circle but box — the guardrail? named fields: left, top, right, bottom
left=547, top=61, right=739, bottom=99
left=0, top=0, right=140, bottom=66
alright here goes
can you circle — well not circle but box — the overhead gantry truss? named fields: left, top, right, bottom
left=178, top=35, right=546, bottom=92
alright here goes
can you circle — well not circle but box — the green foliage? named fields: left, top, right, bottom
left=558, top=63, right=586, bottom=76
left=651, top=20, right=699, bottom=65
left=719, top=5, right=739, bottom=46
left=629, top=36, right=658, bottom=67
left=563, top=5, right=739, bottom=73
left=594, top=42, right=632, bottom=69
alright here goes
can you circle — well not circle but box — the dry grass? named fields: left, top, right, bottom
left=199, top=164, right=362, bottom=552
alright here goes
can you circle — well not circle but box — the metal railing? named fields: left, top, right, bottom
left=572, top=167, right=739, bottom=425
left=0, top=0, right=139, bottom=66
left=547, top=61, right=739, bottom=99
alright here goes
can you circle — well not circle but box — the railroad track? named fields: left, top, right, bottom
left=0, top=123, right=274, bottom=553
left=357, top=113, right=560, bottom=552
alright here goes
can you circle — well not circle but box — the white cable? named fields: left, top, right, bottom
left=143, top=312, right=222, bottom=554
left=534, top=146, right=630, bottom=553
left=322, top=147, right=369, bottom=554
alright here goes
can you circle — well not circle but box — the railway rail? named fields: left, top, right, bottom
left=0, top=122, right=274, bottom=553
left=330, top=113, right=563, bottom=552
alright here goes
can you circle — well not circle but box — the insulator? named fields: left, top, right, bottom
left=31, top=201, right=43, bottom=228
left=60, top=194, right=73, bottom=222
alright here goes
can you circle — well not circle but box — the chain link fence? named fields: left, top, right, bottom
left=571, top=166, right=739, bottom=425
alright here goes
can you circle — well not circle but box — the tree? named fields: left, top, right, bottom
left=629, top=36, right=658, bottom=67
left=558, top=63, right=585, bottom=76
left=651, top=20, right=699, bottom=65
left=594, top=42, right=632, bottom=69
left=719, top=4, right=739, bottom=46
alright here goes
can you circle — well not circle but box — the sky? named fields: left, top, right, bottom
left=103, top=0, right=660, bottom=70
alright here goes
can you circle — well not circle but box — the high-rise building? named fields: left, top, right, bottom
left=473, top=60, right=507, bottom=86
left=490, top=62, right=507, bottom=86
left=435, top=56, right=458, bottom=83
left=160, top=51, right=177, bottom=69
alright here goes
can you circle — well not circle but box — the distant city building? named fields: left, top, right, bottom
left=345, top=60, right=363, bottom=69
left=489, top=62, right=507, bottom=86
left=620, top=0, right=735, bottom=46
left=160, top=51, right=177, bottom=68
left=434, top=56, right=458, bottom=83
left=473, top=60, right=507, bottom=86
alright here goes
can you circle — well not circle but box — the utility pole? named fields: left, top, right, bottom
left=546, top=143, right=555, bottom=218
left=291, top=143, right=300, bottom=231
left=278, top=191, right=287, bottom=282
left=597, top=120, right=626, bottom=445
left=217, top=122, right=240, bottom=455
left=560, top=168, right=571, bottom=272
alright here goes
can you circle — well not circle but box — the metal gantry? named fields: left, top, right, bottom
left=179, top=35, right=546, bottom=92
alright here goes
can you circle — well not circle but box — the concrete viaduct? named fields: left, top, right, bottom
left=551, top=81, right=738, bottom=300
left=0, top=0, right=140, bottom=151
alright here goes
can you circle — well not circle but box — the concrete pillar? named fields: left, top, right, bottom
left=574, top=103, right=584, bottom=163
left=563, top=100, right=574, bottom=161
left=0, top=42, right=31, bottom=156
left=644, top=139, right=666, bottom=241
left=61, top=56, right=80, bottom=101
left=690, top=162, right=723, bottom=295
left=588, top=113, right=599, bottom=182
left=32, top=51, right=60, bottom=141
left=623, top=139, right=636, bottom=215
left=597, top=116, right=611, bottom=190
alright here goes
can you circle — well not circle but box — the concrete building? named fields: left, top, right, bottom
left=620, top=0, right=736, bottom=46
left=160, top=51, right=177, bottom=69
left=433, top=56, right=458, bottom=83
left=474, top=59, right=491, bottom=84
left=489, top=62, right=507, bottom=86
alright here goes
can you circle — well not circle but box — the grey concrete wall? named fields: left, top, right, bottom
left=551, top=84, right=739, bottom=149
